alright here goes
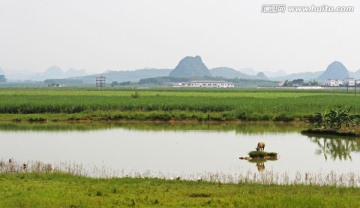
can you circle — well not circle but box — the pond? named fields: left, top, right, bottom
left=0, top=122, right=359, bottom=184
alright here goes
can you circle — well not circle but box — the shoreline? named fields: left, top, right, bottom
left=0, top=111, right=305, bottom=123
left=301, top=128, right=360, bottom=138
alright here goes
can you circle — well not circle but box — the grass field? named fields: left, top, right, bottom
left=0, top=173, right=359, bottom=208
left=1, top=88, right=360, bottom=122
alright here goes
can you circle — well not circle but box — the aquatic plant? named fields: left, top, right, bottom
left=311, top=106, right=358, bottom=129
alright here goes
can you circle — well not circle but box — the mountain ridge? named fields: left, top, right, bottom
left=0, top=58, right=358, bottom=83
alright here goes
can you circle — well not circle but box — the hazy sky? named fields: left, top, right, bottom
left=0, top=0, right=359, bottom=73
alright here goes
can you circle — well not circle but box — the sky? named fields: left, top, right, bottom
left=0, top=0, right=359, bottom=74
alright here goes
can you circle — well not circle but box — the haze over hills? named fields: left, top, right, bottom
left=0, top=66, right=87, bottom=81
left=349, top=70, right=360, bottom=79
left=271, top=71, right=323, bottom=81
left=210, top=67, right=253, bottom=79
left=256, top=72, right=268, bottom=80
left=73, top=58, right=359, bottom=84
left=263, top=70, right=288, bottom=78
left=0, top=56, right=359, bottom=84
left=37, top=66, right=87, bottom=81
left=80, top=69, right=171, bottom=84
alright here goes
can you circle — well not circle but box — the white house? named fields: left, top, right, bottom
left=344, top=78, right=356, bottom=86
left=325, top=79, right=343, bottom=87
left=178, top=81, right=234, bottom=88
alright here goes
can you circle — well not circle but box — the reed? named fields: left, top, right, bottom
left=1, top=159, right=359, bottom=187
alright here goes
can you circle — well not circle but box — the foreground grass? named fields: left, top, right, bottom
left=0, top=173, right=359, bottom=208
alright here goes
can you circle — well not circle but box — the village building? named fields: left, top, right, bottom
left=343, top=77, right=356, bottom=86
left=325, top=79, right=344, bottom=87
left=178, top=81, right=234, bottom=88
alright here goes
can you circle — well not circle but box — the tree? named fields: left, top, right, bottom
left=292, top=79, right=304, bottom=86
left=282, top=80, right=291, bottom=87
left=308, top=80, right=320, bottom=86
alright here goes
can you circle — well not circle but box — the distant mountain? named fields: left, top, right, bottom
left=35, top=66, right=88, bottom=81
left=42, top=65, right=64, bottom=77
left=34, top=66, right=86, bottom=80
left=239, top=68, right=257, bottom=76
left=210, top=67, right=252, bottom=79
left=65, top=68, right=87, bottom=77
left=169, top=56, right=212, bottom=77
left=1, top=58, right=358, bottom=85
left=2, top=69, right=37, bottom=81
left=317, top=61, right=349, bottom=81
left=80, top=68, right=172, bottom=84
left=264, top=70, right=288, bottom=78
left=238, top=68, right=288, bottom=78
left=271, top=71, right=323, bottom=81
left=256, top=72, right=268, bottom=80
left=0, top=75, right=6, bottom=82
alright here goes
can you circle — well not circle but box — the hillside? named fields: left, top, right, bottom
left=210, top=67, right=253, bottom=79
left=272, top=71, right=323, bottom=81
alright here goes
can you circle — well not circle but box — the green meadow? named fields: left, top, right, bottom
left=0, top=88, right=359, bottom=122
left=0, top=173, right=359, bottom=208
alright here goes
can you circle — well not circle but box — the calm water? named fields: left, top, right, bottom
left=0, top=122, right=359, bottom=179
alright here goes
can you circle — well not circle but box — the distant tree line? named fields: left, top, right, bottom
left=282, top=79, right=320, bottom=87
left=138, top=76, right=194, bottom=85
left=111, top=81, right=132, bottom=87
left=44, top=79, right=83, bottom=85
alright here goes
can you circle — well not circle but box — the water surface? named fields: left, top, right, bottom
left=0, top=122, right=359, bottom=179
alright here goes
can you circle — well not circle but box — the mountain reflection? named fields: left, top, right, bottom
left=308, top=136, right=360, bottom=161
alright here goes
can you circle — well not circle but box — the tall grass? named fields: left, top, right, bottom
left=1, top=159, right=359, bottom=187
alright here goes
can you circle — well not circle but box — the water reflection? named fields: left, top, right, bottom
left=0, top=121, right=304, bottom=134
left=308, top=136, right=360, bottom=161
left=256, top=162, right=265, bottom=172
left=247, top=159, right=277, bottom=172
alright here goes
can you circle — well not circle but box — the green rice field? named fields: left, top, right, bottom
left=0, top=88, right=359, bottom=122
